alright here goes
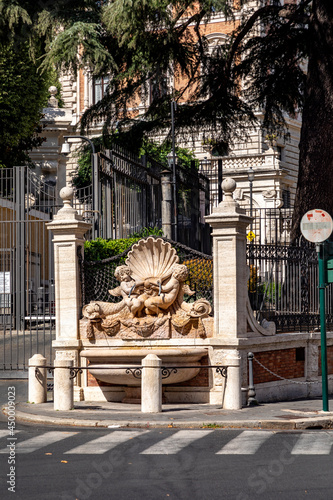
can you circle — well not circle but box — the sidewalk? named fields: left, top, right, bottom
left=2, top=381, right=333, bottom=430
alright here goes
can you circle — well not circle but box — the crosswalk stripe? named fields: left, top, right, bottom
left=291, top=432, right=333, bottom=455
left=216, top=431, right=273, bottom=455
left=141, top=430, right=213, bottom=455
left=1, top=429, right=333, bottom=456
left=64, top=430, right=149, bottom=454
left=0, top=431, right=77, bottom=454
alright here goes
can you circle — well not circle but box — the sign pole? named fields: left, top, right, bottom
left=300, top=209, right=332, bottom=412
left=317, top=243, right=329, bottom=411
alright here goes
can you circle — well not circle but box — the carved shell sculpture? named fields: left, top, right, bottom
left=126, top=237, right=179, bottom=281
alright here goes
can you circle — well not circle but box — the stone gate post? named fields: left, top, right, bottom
left=47, top=187, right=91, bottom=385
left=205, top=178, right=252, bottom=339
left=205, top=178, right=252, bottom=409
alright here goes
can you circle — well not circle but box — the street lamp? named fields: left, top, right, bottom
left=247, top=167, right=255, bottom=218
left=61, top=135, right=99, bottom=238
left=61, top=135, right=96, bottom=155
left=167, top=150, right=178, bottom=241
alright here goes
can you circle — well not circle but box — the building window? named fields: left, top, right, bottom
left=282, top=189, right=291, bottom=208
left=93, top=76, right=109, bottom=104
left=149, top=72, right=168, bottom=103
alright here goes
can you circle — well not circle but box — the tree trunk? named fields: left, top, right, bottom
left=291, top=0, right=333, bottom=242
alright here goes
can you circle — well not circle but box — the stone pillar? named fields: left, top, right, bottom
left=141, top=354, right=162, bottom=413
left=161, top=170, right=173, bottom=240
left=54, top=358, right=74, bottom=411
left=28, top=354, right=47, bottom=404
left=223, top=351, right=242, bottom=410
left=205, top=178, right=252, bottom=339
left=47, top=187, right=91, bottom=343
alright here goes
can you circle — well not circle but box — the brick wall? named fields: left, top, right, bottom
left=318, top=346, right=333, bottom=376
left=170, top=355, right=209, bottom=388
left=253, top=348, right=305, bottom=384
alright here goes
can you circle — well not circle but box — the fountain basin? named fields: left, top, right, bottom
left=80, top=348, right=208, bottom=386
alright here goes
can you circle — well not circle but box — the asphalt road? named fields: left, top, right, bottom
left=1, top=420, right=333, bottom=500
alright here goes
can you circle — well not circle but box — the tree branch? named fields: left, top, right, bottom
left=225, top=1, right=311, bottom=78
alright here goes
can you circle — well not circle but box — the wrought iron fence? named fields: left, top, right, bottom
left=247, top=239, right=333, bottom=333
left=82, top=237, right=213, bottom=311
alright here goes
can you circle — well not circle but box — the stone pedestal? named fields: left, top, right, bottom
left=28, top=354, right=47, bottom=404
left=141, top=354, right=162, bottom=413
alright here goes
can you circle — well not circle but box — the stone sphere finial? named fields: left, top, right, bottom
left=59, top=186, right=74, bottom=208
left=48, top=86, right=58, bottom=108
left=49, top=85, right=57, bottom=96
left=222, top=177, right=236, bottom=201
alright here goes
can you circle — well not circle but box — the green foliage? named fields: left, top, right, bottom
left=0, top=41, right=50, bottom=168
left=260, top=282, right=281, bottom=306
left=129, top=226, right=163, bottom=239
left=0, top=1, right=311, bottom=147
left=71, top=137, right=106, bottom=189
left=139, top=139, right=199, bottom=169
left=71, top=151, right=92, bottom=189
left=84, top=237, right=139, bottom=261
left=248, top=266, right=282, bottom=306
left=84, top=228, right=163, bottom=261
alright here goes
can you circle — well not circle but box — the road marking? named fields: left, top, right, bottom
left=216, top=431, right=273, bottom=455
left=65, top=430, right=149, bottom=454
left=141, top=430, right=213, bottom=455
left=0, top=431, right=77, bottom=454
left=291, top=432, right=333, bottom=455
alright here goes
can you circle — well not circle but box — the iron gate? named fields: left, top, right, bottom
left=0, top=167, right=56, bottom=375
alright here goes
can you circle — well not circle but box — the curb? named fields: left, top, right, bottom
left=3, top=406, right=333, bottom=430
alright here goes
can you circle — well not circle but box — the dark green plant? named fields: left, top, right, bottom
left=84, top=237, right=138, bottom=261
left=0, top=42, right=51, bottom=168
left=139, top=138, right=199, bottom=170
left=260, top=282, right=282, bottom=306
left=3, top=1, right=330, bottom=236
left=129, top=226, right=163, bottom=239
left=84, top=227, right=163, bottom=261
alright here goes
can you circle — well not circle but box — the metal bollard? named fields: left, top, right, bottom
left=247, top=352, right=258, bottom=406
left=141, top=354, right=162, bottom=413
left=28, top=354, right=47, bottom=404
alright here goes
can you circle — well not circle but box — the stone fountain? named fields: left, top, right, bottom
left=47, top=182, right=277, bottom=409
left=79, top=237, right=212, bottom=402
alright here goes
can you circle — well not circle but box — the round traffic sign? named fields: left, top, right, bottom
left=300, top=209, right=333, bottom=243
